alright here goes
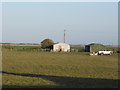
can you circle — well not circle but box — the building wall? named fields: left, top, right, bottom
left=53, top=43, right=70, bottom=52
left=90, top=44, right=105, bottom=52
left=85, top=44, right=106, bottom=52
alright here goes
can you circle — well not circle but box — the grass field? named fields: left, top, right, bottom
left=2, top=48, right=119, bottom=88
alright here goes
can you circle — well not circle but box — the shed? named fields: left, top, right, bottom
left=85, top=43, right=106, bottom=52
left=53, top=43, right=70, bottom=52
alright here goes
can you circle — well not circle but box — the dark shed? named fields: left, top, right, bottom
left=85, top=43, right=106, bottom=52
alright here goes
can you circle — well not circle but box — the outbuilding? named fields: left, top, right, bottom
left=53, top=42, right=70, bottom=52
left=85, top=43, right=106, bottom=52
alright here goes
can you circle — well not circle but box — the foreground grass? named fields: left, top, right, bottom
left=2, top=49, right=118, bottom=88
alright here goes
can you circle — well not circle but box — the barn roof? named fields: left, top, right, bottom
left=53, top=42, right=70, bottom=45
left=53, top=42, right=65, bottom=44
left=86, top=43, right=104, bottom=46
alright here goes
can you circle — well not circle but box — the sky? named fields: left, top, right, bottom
left=1, top=2, right=118, bottom=45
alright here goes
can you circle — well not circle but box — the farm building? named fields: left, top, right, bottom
left=84, top=43, right=106, bottom=52
left=53, top=43, right=70, bottom=52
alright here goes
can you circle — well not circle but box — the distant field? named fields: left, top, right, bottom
left=2, top=46, right=42, bottom=51
left=2, top=48, right=119, bottom=88
left=70, top=46, right=84, bottom=51
left=2, top=44, right=119, bottom=52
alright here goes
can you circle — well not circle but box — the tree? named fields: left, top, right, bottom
left=41, top=39, right=54, bottom=49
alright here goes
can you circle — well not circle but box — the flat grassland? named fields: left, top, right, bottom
left=2, top=48, right=119, bottom=88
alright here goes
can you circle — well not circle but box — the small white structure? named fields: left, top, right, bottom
left=90, top=52, right=98, bottom=56
left=53, top=43, right=70, bottom=52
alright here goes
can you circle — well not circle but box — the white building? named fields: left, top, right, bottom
left=53, top=43, right=70, bottom=52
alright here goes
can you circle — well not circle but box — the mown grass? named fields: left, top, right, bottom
left=2, top=48, right=119, bottom=88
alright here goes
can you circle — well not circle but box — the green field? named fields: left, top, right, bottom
left=2, top=48, right=119, bottom=88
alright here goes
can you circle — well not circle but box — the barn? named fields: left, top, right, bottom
left=53, top=43, right=70, bottom=52
left=85, top=43, right=106, bottom=52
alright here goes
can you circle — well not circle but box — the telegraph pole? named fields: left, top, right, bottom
left=64, top=30, right=66, bottom=43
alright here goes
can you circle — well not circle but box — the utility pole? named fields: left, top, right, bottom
left=64, top=30, right=66, bottom=43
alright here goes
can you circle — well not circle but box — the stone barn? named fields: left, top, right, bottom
left=85, top=43, right=106, bottom=52
left=53, top=43, right=70, bottom=52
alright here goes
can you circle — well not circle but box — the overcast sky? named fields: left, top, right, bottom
left=2, top=2, right=118, bottom=45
